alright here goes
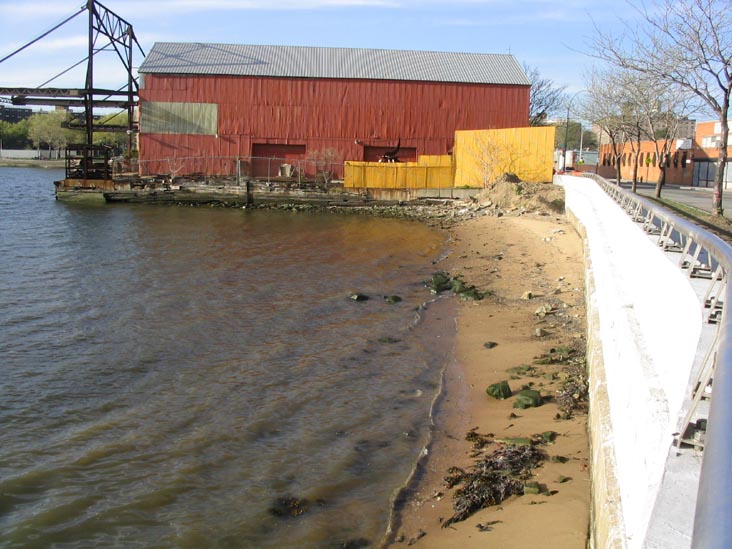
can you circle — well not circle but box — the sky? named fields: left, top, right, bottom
left=0, top=0, right=636, bottom=110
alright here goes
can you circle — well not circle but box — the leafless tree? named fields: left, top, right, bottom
left=583, top=68, right=630, bottom=184
left=307, top=148, right=340, bottom=189
left=639, top=86, right=697, bottom=197
left=524, top=63, right=567, bottom=127
left=613, top=72, right=647, bottom=192
left=166, top=152, right=186, bottom=181
left=590, top=0, right=732, bottom=215
left=477, top=139, right=515, bottom=188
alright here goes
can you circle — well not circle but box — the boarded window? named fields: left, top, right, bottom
left=141, top=101, right=218, bottom=135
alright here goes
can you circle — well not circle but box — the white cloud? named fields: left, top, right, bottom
left=18, top=35, right=89, bottom=53
left=0, top=2, right=82, bottom=19
left=99, top=0, right=399, bottom=17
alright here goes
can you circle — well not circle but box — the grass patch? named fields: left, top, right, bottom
left=647, top=196, right=732, bottom=244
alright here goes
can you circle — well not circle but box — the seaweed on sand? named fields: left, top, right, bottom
left=555, top=355, right=589, bottom=417
left=442, top=444, right=546, bottom=528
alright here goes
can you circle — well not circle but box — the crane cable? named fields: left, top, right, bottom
left=0, top=5, right=87, bottom=65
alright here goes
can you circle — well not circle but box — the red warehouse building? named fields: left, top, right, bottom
left=137, top=43, right=531, bottom=178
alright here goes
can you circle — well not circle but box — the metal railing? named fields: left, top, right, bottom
left=584, top=174, right=732, bottom=548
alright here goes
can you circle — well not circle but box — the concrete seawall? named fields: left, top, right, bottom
left=558, top=175, right=702, bottom=548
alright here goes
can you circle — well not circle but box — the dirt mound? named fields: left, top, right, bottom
left=474, top=173, right=565, bottom=214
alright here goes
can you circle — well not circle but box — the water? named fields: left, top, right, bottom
left=0, top=168, right=456, bottom=548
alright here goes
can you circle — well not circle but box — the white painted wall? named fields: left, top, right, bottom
left=558, top=175, right=702, bottom=548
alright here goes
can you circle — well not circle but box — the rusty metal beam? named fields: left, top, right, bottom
left=10, top=97, right=134, bottom=108
left=0, top=87, right=133, bottom=98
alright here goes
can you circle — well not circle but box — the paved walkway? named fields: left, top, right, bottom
left=558, top=175, right=708, bottom=548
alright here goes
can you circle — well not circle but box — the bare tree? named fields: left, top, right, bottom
left=639, top=85, right=697, bottom=197
left=166, top=152, right=186, bottom=181
left=475, top=137, right=515, bottom=188
left=306, top=148, right=340, bottom=189
left=583, top=68, right=630, bottom=184
left=524, top=63, right=567, bottom=127
left=590, top=0, right=732, bottom=215
left=614, top=72, right=647, bottom=192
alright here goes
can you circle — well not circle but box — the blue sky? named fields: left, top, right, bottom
left=0, top=0, right=632, bottom=104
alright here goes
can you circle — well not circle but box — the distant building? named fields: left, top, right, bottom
left=692, top=120, right=732, bottom=188
left=137, top=43, right=531, bottom=178
left=677, top=118, right=697, bottom=140
left=597, top=118, right=732, bottom=188
left=0, top=105, right=33, bottom=124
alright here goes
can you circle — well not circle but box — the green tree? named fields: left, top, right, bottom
left=554, top=120, right=591, bottom=150
left=93, top=111, right=131, bottom=151
left=0, top=119, right=31, bottom=149
left=27, top=111, right=80, bottom=158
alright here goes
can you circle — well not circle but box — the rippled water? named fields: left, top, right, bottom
left=0, top=167, right=456, bottom=548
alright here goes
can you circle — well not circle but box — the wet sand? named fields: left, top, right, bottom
left=390, top=211, right=590, bottom=547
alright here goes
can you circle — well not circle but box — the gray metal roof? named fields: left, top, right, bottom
left=139, top=43, right=530, bottom=86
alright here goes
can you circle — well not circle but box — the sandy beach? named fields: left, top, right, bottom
left=389, top=185, right=590, bottom=547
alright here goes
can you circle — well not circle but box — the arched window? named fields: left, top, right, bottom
left=673, top=152, right=679, bottom=167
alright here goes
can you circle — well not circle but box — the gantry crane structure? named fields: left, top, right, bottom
left=0, top=0, right=144, bottom=180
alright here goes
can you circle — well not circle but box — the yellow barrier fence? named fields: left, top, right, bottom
left=344, top=156, right=454, bottom=189
left=453, top=126, right=555, bottom=187
left=344, top=126, right=555, bottom=189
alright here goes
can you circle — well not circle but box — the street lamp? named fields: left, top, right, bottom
left=563, top=90, right=588, bottom=171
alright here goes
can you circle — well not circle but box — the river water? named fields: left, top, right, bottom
left=0, top=167, right=456, bottom=548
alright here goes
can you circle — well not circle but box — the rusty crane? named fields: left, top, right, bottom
left=0, top=0, right=144, bottom=188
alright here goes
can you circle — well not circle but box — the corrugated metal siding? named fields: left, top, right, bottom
left=139, top=73, right=529, bottom=175
left=139, top=43, right=530, bottom=86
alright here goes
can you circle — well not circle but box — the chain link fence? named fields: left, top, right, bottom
left=127, top=155, right=344, bottom=185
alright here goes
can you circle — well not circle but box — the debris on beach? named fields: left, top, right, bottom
left=554, top=354, right=589, bottom=416
left=425, top=271, right=453, bottom=293
left=425, top=271, right=485, bottom=300
left=350, top=293, right=369, bottom=301
left=407, top=529, right=427, bottom=545
left=524, top=343, right=589, bottom=418
left=513, top=389, right=543, bottom=409
left=442, top=443, right=547, bottom=528
left=533, top=344, right=574, bottom=364
left=486, top=380, right=512, bottom=400
left=476, top=520, right=502, bottom=532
